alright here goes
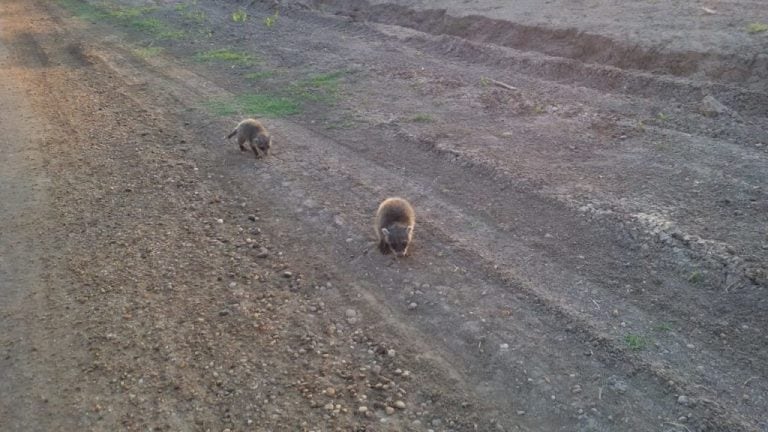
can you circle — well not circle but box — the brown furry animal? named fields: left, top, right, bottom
left=375, top=197, right=415, bottom=257
left=227, top=118, right=272, bottom=159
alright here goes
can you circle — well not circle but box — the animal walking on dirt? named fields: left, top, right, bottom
left=227, top=118, right=272, bottom=159
left=375, top=197, right=415, bottom=257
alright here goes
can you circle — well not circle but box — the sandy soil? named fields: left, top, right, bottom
left=0, top=0, right=766, bottom=431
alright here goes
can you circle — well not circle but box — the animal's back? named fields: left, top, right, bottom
left=238, top=119, right=265, bottom=140
left=376, top=197, right=415, bottom=229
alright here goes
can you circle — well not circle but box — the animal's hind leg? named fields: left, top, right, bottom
left=238, top=137, right=247, bottom=152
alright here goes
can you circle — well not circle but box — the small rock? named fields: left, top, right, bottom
left=218, top=309, right=231, bottom=316
left=408, top=302, right=418, bottom=310
left=516, top=410, right=526, bottom=415
left=699, top=95, right=732, bottom=118
left=216, top=218, right=224, bottom=224
left=611, top=309, right=619, bottom=317
left=282, top=271, right=293, bottom=278
left=256, top=248, right=269, bottom=258
left=499, top=343, right=510, bottom=351
left=346, top=309, right=357, bottom=318
left=387, top=349, right=396, bottom=357
left=248, top=215, right=258, bottom=222
left=677, top=395, right=691, bottom=406
left=394, top=400, right=406, bottom=409
left=385, top=406, right=395, bottom=415
left=608, top=376, right=628, bottom=394
left=325, top=387, right=336, bottom=397
left=358, top=406, right=368, bottom=414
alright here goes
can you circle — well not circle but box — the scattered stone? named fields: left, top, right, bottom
left=248, top=215, right=258, bottom=222
left=282, top=271, right=293, bottom=278
left=699, top=95, right=737, bottom=119
left=499, top=343, right=510, bottom=352
left=256, top=248, right=269, bottom=258
left=394, top=400, right=406, bottom=409
left=216, top=218, right=224, bottom=224
left=218, top=309, right=231, bottom=316
left=358, top=406, right=368, bottom=414
left=516, top=410, right=526, bottom=415
left=387, top=349, right=396, bottom=357
left=677, top=395, right=692, bottom=406
left=611, top=309, right=619, bottom=317
left=325, top=387, right=336, bottom=397
left=408, top=302, right=418, bottom=310
left=608, top=376, right=628, bottom=394
left=385, top=406, right=395, bottom=415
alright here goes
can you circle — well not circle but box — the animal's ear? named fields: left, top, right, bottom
left=381, top=228, right=390, bottom=237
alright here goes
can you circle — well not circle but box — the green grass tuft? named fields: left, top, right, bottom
left=688, top=271, right=703, bottom=284
left=245, top=70, right=277, bottom=80
left=747, top=22, right=768, bottom=34
left=195, top=49, right=256, bottom=65
left=654, top=322, right=673, bottom=332
left=624, top=334, right=650, bottom=351
left=408, top=113, right=434, bottom=123
left=205, top=94, right=300, bottom=118
left=132, top=46, right=164, bottom=59
left=232, top=9, right=248, bottom=22
left=263, top=10, right=279, bottom=27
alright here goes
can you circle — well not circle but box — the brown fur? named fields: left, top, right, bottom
left=227, top=118, right=272, bottom=159
left=375, top=197, right=415, bottom=257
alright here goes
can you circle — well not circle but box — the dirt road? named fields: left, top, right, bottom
left=0, top=0, right=766, bottom=431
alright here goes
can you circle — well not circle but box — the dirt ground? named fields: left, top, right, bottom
left=0, top=0, right=766, bottom=431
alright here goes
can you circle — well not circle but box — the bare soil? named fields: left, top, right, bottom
left=0, top=0, right=766, bottom=431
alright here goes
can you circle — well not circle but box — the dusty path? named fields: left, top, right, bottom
left=1, top=0, right=766, bottom=431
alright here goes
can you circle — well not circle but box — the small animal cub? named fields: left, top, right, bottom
left=227, top=118, right=272, bottom=159
left=375, top=197, right=415, bottom=257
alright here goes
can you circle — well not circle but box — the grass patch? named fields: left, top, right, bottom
left=263, top=10, right=279, bottom=28
left=287, top=70, right=347, bottom=103
left=408, top=113, right=434, bottom=123
left=232, top=9, right=248, bottom=22
left=58, top=1, right=184, bottom=39
left=107, top=6, right=156, bottom=19
left=245, top=70, right=277, bottom=80
left=688, top=271, right=703, bottom=284
left=181, top=9, right=206, bottom=24
left=746, top=22, right=768, bottom=34
left=132, top=46, right=164, bottom=59
left=654, top=322, right=673, bottom=333
left=624, top=334, right=650, bottom=351
left=57, top=0, right=107, bottom=20
left=195, top=49, right=256, bottom=65
left=205, top=94, right=300, bottom=118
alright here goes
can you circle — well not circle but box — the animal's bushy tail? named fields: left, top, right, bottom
left=226, top=129, right=237, bottom=139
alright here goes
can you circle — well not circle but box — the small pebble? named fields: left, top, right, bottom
left=394, top=400, right=406, bottom=409
left=282, top=271, right=293, bottom=278
left=325, top=387, right=336, bottom=397
left=358, top=406, right=368, bottom=413
left=408, top=302, right=418, bottom=310
left=385, top=406, right=395, bottom=415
